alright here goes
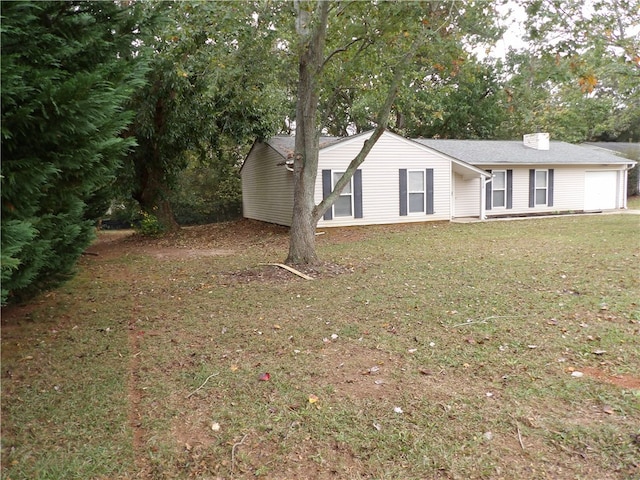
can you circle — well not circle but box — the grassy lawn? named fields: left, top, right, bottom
left=2, top=214, right=639, bottom=479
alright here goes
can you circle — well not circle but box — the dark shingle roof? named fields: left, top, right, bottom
left=263, top=134, right=637, bottom=166
left=583, top=142, right=640, bottom=160
left=414, top=139, right=635, bottom=166
left=266, top=135, right=342, bottom=159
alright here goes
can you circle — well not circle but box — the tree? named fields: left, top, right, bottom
left=1, top=1, right=146, bottom=304
left=286, top=0, right=502, bottom=264
left=122, top=1, right=287, bottom=232
left=499, top=0, right=640, bottom=141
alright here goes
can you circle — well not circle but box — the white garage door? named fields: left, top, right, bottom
left=584, top=171, right=617, bottom=210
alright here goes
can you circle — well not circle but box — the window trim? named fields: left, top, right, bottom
left=332, top=170, right=354, bottom=218
left=534, top=169, right=548, bottom=206
left=407, top=169, right=426, bottom=214
left=400, top=168, right=434, bottom=216
left=492, top=170, right=507, bottom=209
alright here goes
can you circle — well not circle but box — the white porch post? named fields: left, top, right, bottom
left=480, top=176, right=486, bottom=220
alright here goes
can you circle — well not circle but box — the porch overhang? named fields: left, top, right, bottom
left=452, top=159, right=491, bottom=180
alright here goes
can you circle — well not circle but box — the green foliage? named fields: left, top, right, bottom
left=0, top=1, right=146, bottom=304
left=501, top=0, right=640, bottom=142
left=136, top=212, right=165, bottom=237
left=122, top=1, right=288, bottom=231
left=307, top=1, right=505, bottom=138
left=399, top=59, right=508, bottom=139
left=169, top=161, right=242, bottom=225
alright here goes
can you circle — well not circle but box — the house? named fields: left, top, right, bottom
left=583, top=142, right=640, bottom=196
left=240, top=130, right=636, bottom=227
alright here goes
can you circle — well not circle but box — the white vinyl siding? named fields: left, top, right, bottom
left=453, top=174, right=480, bottom=217
left=482, top=165, right=627, bottom=216
left=240, top=143, right=294, bottom=226
left=316, top=132, right=452, bottom=227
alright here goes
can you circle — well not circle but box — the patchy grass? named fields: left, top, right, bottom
left=627, top=195, right=640, bottom=210
left=2, top=215, right=639, bottom=479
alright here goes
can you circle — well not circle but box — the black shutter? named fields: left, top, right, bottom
left=354, top=169, right=363, bottom=218
left=547, top=169, right=554, bottom=207
left=426, top=168, right=434, bottom=214
left=506, top=169, right=513, bottom=209
left=399, top=169, right=407, bottom=216
left=322, top=169, right=332, bottom=220
left=486, top=169, right=492, bottom=210
left=529, top=169, right=535, bottom=208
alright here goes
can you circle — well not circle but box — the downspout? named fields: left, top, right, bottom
left=623, top=163, right=636, bottom=209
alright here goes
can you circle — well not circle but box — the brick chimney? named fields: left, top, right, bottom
left=523, top=133, right=550, bottom=150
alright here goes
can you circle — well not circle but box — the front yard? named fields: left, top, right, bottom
left=2, top=214, right=639, bottom=479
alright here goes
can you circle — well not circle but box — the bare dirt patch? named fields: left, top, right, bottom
left=147, top=247, right=234, bottom=259
left=581, top=366, right=640, bottom=390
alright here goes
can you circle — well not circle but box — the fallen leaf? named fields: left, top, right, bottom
left=273, top=324, right=281, bottom=330
left=373, top=422, right=382, bottom=431
left=230, top=365, right=239, bottom=372
left=602, top=405, right=614, bottom=415
left=308, top=394, right=319, bottom=404
left=362, top=366, right=380, bottom=375
left=258, top=372, right=271, bottom=381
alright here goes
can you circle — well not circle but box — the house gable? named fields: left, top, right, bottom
left=315, top=130, right=473, bottom=227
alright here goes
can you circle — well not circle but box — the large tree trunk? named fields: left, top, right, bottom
left=133, top=93, right=180, bottom=233
left=134, top=157, right=180, bottom=233
left=286, top=1, right=418, bottom=264
left=286, top=1, right=329, bottom=265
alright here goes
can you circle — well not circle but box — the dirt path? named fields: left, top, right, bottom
left=127, top=292, right=151, bottom=477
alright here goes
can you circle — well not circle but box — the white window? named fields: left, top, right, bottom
left=333, top=171, right=352, bottom=217
left=535, top=170, right=548, bottom=205
left=408, top=170, right=425, bottom=213
left=492, top=170, right=506, bottom=208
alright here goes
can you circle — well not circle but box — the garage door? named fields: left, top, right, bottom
left=584, top=171, right=617, bottom=210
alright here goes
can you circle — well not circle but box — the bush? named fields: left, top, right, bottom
left=169, top=163, right=242, bottom=225
left=136, top=212, right=165, bottom=237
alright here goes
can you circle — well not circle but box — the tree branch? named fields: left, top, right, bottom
left=321, top=37, right=366, bottom=70
left=313, top=42, right=421, bottom=223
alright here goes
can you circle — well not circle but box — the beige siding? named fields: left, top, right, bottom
left=316, top=132, right=452, bottom=227
left=241, top=143, right=294, bottom=226
left=484, top=165, right=627, bottom=216
left=453, top=174, right=480, bottom=217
